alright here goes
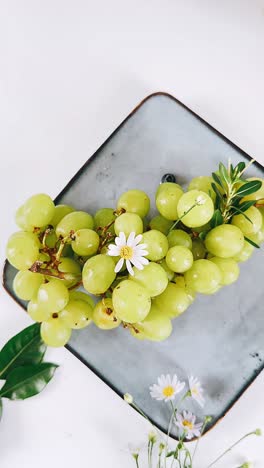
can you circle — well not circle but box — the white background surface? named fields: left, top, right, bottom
left=0, top=1, right=264, bottom=466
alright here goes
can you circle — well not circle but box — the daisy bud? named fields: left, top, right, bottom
left=159, top=443, right=165, bottom=454
left=124, top=393, right=133, bottom=404
left=240, top=463, right=253, bottom=468
left=148, top=430, right=157, bottom=443
left=205, top=415, right=212, bottom=423
left=254, top=428, right=262, bottom=436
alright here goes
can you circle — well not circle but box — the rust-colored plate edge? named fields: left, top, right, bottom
left=2, top=91, right=264, bottom=441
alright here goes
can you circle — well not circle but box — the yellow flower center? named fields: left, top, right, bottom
left=120, top=246, right=133, bottom=260
left=162, top=386, right=174, bottom=397
left=191, top=387, right=198, bottom=395
left=182, top=420, right=194, bottom=430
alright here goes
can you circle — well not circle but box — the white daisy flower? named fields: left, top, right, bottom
left=107, top=231, right=149, bottom=275
left=150, top=374, right=185, bottom=402
left=175, top=410, right=203, bottom=440
left=188, top=376, right=205, bottom=407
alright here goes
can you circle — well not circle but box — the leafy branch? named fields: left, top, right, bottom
left=211, top=160, right=261, bottom=224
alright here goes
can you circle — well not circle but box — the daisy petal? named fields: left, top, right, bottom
left=114, top=258, right=124, bottom=273
left=127, top=232, right=136, bottom=246
left=131, top=259, right=144, bottom=270
left=126, top=260, right=134, bottom=276
left=134, top=234, right=143, bottom=245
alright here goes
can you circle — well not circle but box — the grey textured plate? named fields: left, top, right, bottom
left=3, top=93, right=264, bottom=439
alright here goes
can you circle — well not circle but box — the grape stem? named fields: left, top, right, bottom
left=29, top=261, right=66, bottom=280
left=41, top=226, right=53, bottom=248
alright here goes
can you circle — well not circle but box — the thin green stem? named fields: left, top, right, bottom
left=169, top=203, right=199, bottom=232
left=192, top=417, right=210, bottom=462
left=206, top=431, right=257, bottom=468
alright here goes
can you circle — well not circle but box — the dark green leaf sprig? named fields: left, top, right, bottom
left=211, top=160, right=261, bottom=223
left=0, top=323, right=58, bottom=421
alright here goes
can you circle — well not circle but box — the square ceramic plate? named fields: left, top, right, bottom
left=3, top=93, right=264, bottom=439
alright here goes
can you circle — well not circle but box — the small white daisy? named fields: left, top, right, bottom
left=150, top=374, right=185, bottom=402
left=108, top=231, right=149, bottom=275
left=175, top=410, right=203, bottom=440
left=188, top=376, right=205, bottom=407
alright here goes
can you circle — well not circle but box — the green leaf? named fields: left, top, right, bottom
left=0, top=323, right=46, bottom=379
left=210, top=209, right=223, bottom=228
left=0, top=363, right=58, bottom=400
left=199, top=231, right=208, bottom=241
left=230, top=206, right=253, bottom=223
left=211, top=182, right=223, bottom=201
left=244, top=236, right=260, bottom=249
left=166, top=451, right=175, bottom=458
left=219, top=162, right=230, bottom=185
left=234, top=161, right=246, bottom=177
left=0, top=399, right=2, bottom=421
left=235, top=180, right=262, bottom=198
left=212, top=172, right=223, bottom=187
left=237, top=200, right=257, bottom=212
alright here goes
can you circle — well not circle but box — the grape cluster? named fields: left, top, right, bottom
left=6, top=164, right=264, bottom=347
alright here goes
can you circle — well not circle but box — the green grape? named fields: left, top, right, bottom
left=61, top=244, right=74, bottom=257
left=154, top=282, right=190, bottom=318
left=6, top=231, right=40, bottom=270
left=15, top=205, right=34, bottom=231
left=114, top=212, right=143, bottom=237
left=69, top=290, right=95, bottom=308
left=205, top=224, right=244, bottom=258
left=184, top=259, right=222, bottom=294
left=44, top=229, right=58, bottom=248
left=258, top=206, right=264, bottom=223
left=191, top=238, right=206, bottom=260
left=56, top=211, right=94, bottom=239
left=131, top=304, right=172, bottom=341
left=188, top=176, right=215, bottom=200
left=159, top=259, right=175, bottom=281
left=141, top=230, right=169, bottom=261
left=37, top=279, right=69, bottom=313
left=155, top=182, right=183, bottom=220
left=13, top=270, right=44, bottom=301
left=117, top=189, right=150, bottom=218
left=149, top=215, right=173, bottom=235
left=177, top=190, right=214, bottom=228
left=173, top=275, right=196, bottom=303
left=129, top=262, right=168, bottom=297
left=167, top=229, right=192, bottom=249
left=27, top=297, right=52, bottom=322
left=38, top=252, right=51, bottom=264
left=93, top=298, right=121, bottom=330
left=112, top=280, right=151, bottom=323
left=82, top=254, right=116, bottom=295
left=192, top=222, right=211, bottom=233
left=22, top=194, right=55, bottom=227
left=242, top=178, right=264, bottom=203
left=60, top=299, right=93, bottom=329
left=50, top=204, right=74, bottom=227
left=71, top=229, right=99, bottom=256
left=94, top=208, right=115, bottom=235
left=231, top=206, right=262, bottom=235
left=41, top=318, right=71, bottom=347
left=210, top=257, right=240, bottom=285
left=233, top=241, right=254, bottom=262
left=166, top=246, right=193, bottom=273
left=58, top=257, right=82, bottom=288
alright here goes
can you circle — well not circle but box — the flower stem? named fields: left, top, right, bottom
left=206, top=431, right=258, bottom=467
left=192, top=417, right=210, bottom=462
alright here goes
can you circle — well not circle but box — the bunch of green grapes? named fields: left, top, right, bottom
left=6, top=165, right=264, bottom=347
